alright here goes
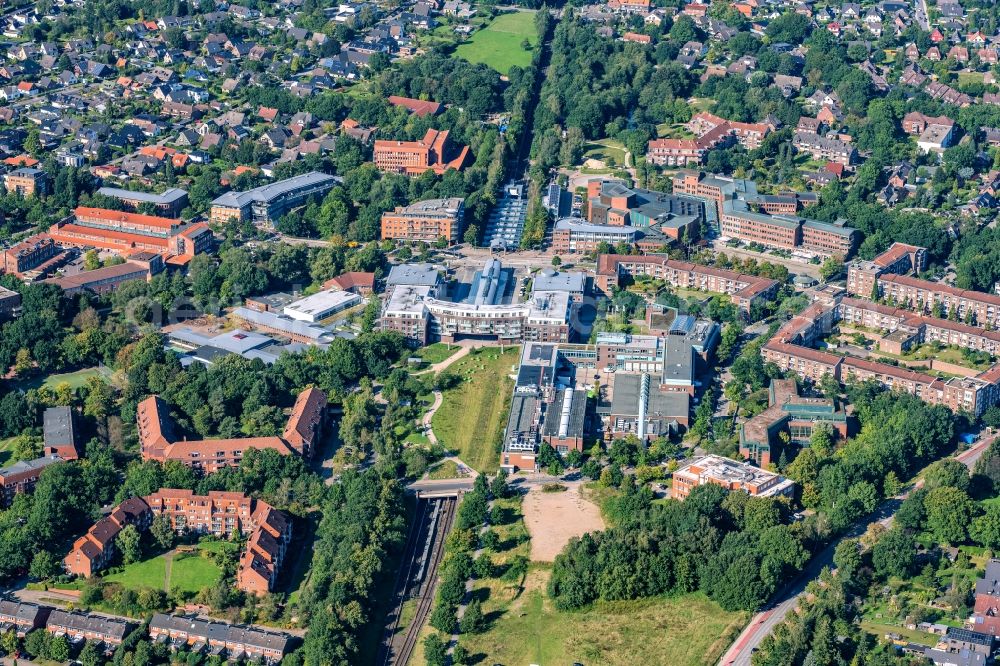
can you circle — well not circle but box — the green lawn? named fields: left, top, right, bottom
left=426, top=459, right=460, bottom=479
left=455, top=10, right=538, bottom=74
left=583, top=140, right=628, bottom=167
left=859, top=621, right=938, bottom=647
left=13, top=366, right=112, bottom=391
left=431, top=347, right=518, bottom=473
left=461, top=569, right=747, bottom=666
left=104, top=556, right=167, bottom=590
left=169, top=552, right=223, bottom=593
left=411, top=343, right=462, bottom=366
left=0, top=436, right=21, bottom=467
left=104, top=547, right=223, bottom=594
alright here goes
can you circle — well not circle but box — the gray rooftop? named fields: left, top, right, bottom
left=43, top=406, right=75, bottom=448
left=97, top=186, right=188, bottom=205
left=532, top=270, right=586, bottom=294
left=149, top=614, right=291, bottom=653
left=386, top=263, right=441, bottom=288
left=0, top=455, right=63, bottom=479
left=610, top=373, right=689, bottom=419
left=210, top=171, right=338, bottom=209
left=231, top=307, right=336, bottom=343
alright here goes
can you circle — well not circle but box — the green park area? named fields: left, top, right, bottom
left=431, top=346, right=518, bottom=473
left=410, top=342, right=462, bottom=366
left=455, top=11, right=538, bottom=74
left=461, top=577, right=747, bottom=666
left=104, top=545, right=230, bottom=594
left=13, top=366, right=113, bottom=391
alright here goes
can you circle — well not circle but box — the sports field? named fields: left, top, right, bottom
left=455, top=11, right=538, bottom=74
left=431, top=347, right=517, bottom=473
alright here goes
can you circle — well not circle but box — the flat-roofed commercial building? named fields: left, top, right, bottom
left=283, top=288, right=361, bottom=323
left=552, top=218, right=638, bottom=254
left=210, top=172, right=338, bottom=225
left=43, top=406, right=80, bottom=460
left=97, top=186, right=189, bottom=218
left=671, top=455, right=795, bottom=500
left=230, top=307, right=337, bottom=345
left=381, top=197, right=465, bottom=244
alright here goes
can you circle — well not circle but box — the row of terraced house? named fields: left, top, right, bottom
left=0, top=599, right=292, bottom=663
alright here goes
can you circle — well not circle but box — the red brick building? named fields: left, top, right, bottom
left=373, top=129, right=469, bottom=176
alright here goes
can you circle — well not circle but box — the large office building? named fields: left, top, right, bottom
left=585, top=179, right=704, bottom=240
left=373, top=129, right=469, bottom=176
left=96, top=186, right=189, bottom=218
left=671, top=455, right=795, bottom=500
left=738, top=379, right=848, bottom=466
left=499, top=321, right=719, bottom=471
left=672, top=171, right=855, bottom=257
left=380, top=197, right=465, bottom=244
left=380, top=259, right=578, bottom=346
left=283, top=288, right=361, bottom=323
left=48, top=207, right=212, bottom=265
left=209, top=172, right=338, bottom=225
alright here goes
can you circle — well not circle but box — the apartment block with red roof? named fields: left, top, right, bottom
left=373, top=129, right=470, bottom=176
left=137, top=387, right=327, bottom=472
left=1, top=232, right=64, bottom=278
left=595, top=254, right=779, bottom=311
left=64, top=497, right=152, bottom=578
left=47, top=207, right=213, bottom=266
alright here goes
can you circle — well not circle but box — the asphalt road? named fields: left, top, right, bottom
left=718, top=434, right=995, bottom=666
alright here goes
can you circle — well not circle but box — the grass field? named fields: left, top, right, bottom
left=14, top=366, right=112, bottom=391
left=104, top=547, right=223, bottom=594
left=583, top=139, right=629, bottom=167
left=0, top=436, right=21, bottom=466
left=455, top=11, right=537, bottom=74
left=460, top=568, right=747, bottom=666
left=411, top=343, right=462, bottom=366
left=431, top=347, right=518, bottom=473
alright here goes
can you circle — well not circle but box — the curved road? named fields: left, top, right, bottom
left=719, top=435, right=995, bottom=666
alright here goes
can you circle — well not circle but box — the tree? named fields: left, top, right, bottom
left=460, top=598, right=485, bottom=634
left=0, top=629, right=18, bottom=657
left=924, top=486, right=976, bottom=544
left=429, top=603, right=456, bottom=634
left=551, top=255, right=562, bottom=267
left=150, top=513, right=175, bottom=551
left=924, top=459, right=971, bottom=492
left=819, top=256, right=843, bottom=282
left=971, top=504, right=1000, bottom=549
left=23, top=629, right=48, bottom=659
left=833, top=538, right=862, bottom=582
left=29, top=550, right=59, bottom=580
left=872, top=528, right=915, bottom=578
left=490, top=469, right=509, bottom=500
left=47, top=634, right=69, bottom=663
left=423, top=634, right=447, bottom=666
left=117, top=524, right=142, bottom=565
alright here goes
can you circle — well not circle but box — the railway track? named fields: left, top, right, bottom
left=380, top=496, right=458, bottom=666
